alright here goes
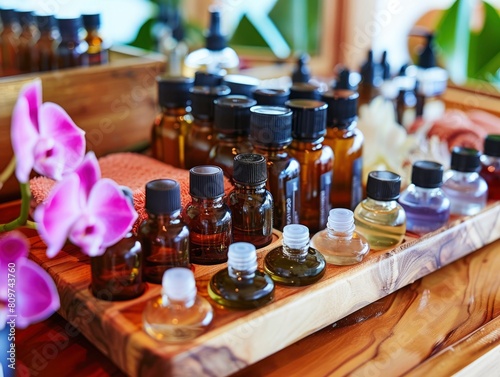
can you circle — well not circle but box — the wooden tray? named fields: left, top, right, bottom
left=28, top=203, right=500, bottom=377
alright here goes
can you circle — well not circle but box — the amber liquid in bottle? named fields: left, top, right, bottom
left=208, top=135, right=253, bottom=178
left=83, top=14, right=108, bottom=65
left=32, top=15, right=60, bottom=72
left=17, top=11, right=39, bottom=73
left=0, top=9, right=21, bottom=77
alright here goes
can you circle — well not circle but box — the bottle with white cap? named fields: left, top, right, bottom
left=208, top=242, right=274, bottom=309
left=311, top=208, right=369, bottom=265
left=143, top=268, right=213, bottom=342
left=264, top=224, right=326, bottom=286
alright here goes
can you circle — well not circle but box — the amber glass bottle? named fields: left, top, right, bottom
left=250, top=106, right=300, bottom=231
left=321, top=90, right=363, bottom=210
left=208, top=95, right=256, bottom=178
left=33, top=15, right=60, bottom=72
left=184, top=85, right=231, bottom=169
left=82, top=13, right=108, bottom=65
left=287, top=99, right=333, bottom=233
left=17, top=10, right=39, bottom=73
left=0, top=9, right=21, bottom=77
left=151, top=76, right=194, bottom=168
left=56, top=17, right=88, bottom=69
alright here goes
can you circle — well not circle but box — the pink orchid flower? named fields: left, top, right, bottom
left=34, top=152, right=138, bottom=258
left=11, top=79, right=85, bottom=183
left=0, top=231, right=60, bottom=329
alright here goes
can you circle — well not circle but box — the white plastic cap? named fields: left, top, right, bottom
left=162, top=268, right=197, bottom=302
left=227, top=242, right=257, bottom=272
left=328, top=208, right=355, bottom=233
left=283, top=224, right=310, bottom=249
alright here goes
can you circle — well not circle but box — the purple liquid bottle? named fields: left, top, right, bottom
left=399, top=161, right=450, bottom=235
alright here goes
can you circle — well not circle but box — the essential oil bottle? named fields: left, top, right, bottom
left=250, top=105, right=300, bottom=231
left=311, top=208, right=369, bottom=265
left=354, top=171, right=406, bottom=250
left=82, top=13, right=109, bottom=65
left=289, top=82, right=321, bottom=100
left=321, top=90, right=364, bottom=210
left=56, top=17, right=89, bottom=68
left=143, top=268, right=213, bottom=342
left=151, top=76, right=194, bottom=169
left=184, top=85, right=231, bottom=169
left=229, top=153, right=274, bottom=248
left=208, top=95, right=256, bottom=178
left=480, top=134, right=500, bottom=200
left=253, top=88, right=290, bottom=107
left=33, top=15, right=60, bottom=72
left=183, top=166, right=232, bottom=265
left=287, top=99, right=333, bottom=233
left=265, top=224, right=326, bottom=286
left=17, top=10, right=39, bottom=73
left=139, top=179, right=190, bottom=284
left=398, top=161, right=450, bottom=234
left=208, top=242, right=274, bottom=309
left=442, top=147, right=488, bottom=216
left=0, top=9, right=21, bottom=77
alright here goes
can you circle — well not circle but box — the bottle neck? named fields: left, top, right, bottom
left=449, top=170, right=480, bottom=182
left=290, top=137, right=324, bottom=151
left=214, top=131, right=248, bottom=141
left=282, top=242, right=309, bottom=261
left=253, top=144, right=288, bottom=157
left=234, top=181, right=266, bottom=193
left=161, top=106, right=189, bottom=116
left=364, top=197, right=398, bottom=210
left=147, top=210, right=181, bottom=223
left=326, top=225, right=353, bottom=240
left=162, top=295, right=195, bottom=309
left=191, top=196, right=225, bottom=208
left=228, top=266, right=255, bottom=280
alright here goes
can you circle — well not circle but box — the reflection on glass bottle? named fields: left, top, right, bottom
left=56, top=17, right=88, bottom=68
left=17, top=10, right=39, bottom=73
left=33, top=15, right=60, bottom=72
left=82, top=13, right=109, bottom=65
left=0, top=9, right=21, bottom=77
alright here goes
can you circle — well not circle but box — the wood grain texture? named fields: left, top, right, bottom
left=25, top=202, right=500, bottom=377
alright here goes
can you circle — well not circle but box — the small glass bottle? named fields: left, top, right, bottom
left=442, top=147, right=488, bottom=216
left=82, top=13, right=109, bottom=65
left=183, top=166, right=232, bottom=265
left=354, top=171, right=406, bottom=250
left=222, top=74, right=260, bottom=97
left=289, top=82, right=321, bottom=100
left=143, top=268, right=213, bottom=342
left=17, top=10, right=39, bottom=74
left=250, top=106, right=301, bottom=231
left=398, top=161, right=450, bottom=234
left=265, top=224, right=326, bottom=286
left=194, top=70, right=223, bottom=87
left=229, top=153, right=274, bottom=248
left=56, top=17, right=89, bottom=69
left=139, top=179, right=190, bottom=284
left=151, top=76, right=194, bottom=169
left=321, top=90, right=364, bottom=210
left=33, top=14, right=60, bottom=72
left=253, top=88, right=290, bottom=107
left=209, top=242, right=274, bottom=309
left=480, top=134, right=500, bottom=200
left=184, top=85, right=231, bottom=169
left=208, top=95, right=256, bottom=178
left=311, top=208, right=369, bottom=265
left=0, top=9, right=21, bottom=77
left=287, top=99, right=333, bottom=234
left=358, top=50, right=381, bottom=108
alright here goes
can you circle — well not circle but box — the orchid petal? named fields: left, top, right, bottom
left=20, top=78, right=42, bottom=128
left=34, top=174, right=83, bottom=258
left=74, top=152, right=101, bottom=199
left=0, top=231, right=30, bottom=301
left=16, top=258, right=60, bottom=329
left=33, top=137, right=66, bottom=181
left=68, top=213, right=106, bottom=257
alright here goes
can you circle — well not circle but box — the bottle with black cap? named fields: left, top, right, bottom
left=184, top=85, right=231, bottom=169
left=56, top=16, right=88, bottom=68
left=353, top=171, right=406, bottom=250
left=183, top=6, right=239, bottom=77
left=249, top=106, right=300, bottom=231
left=253, top=88, right=290, bottom=107
left=83, top=13, right=109, bottom=65
left=0, top=8, right=21, bottom=76
left=480, top=134, right=500, bottom=200
left=33, top=14, right=60, bottom=72
left=183, top=166, right=232, bottom=265
left=139, top=179, right=190, bottom=284
left=17, top=10, right=39, bottom=73
left=207, top=95, right=256, bottom=178
left=321, top=90, right=363, bottom=210
left=289, top=82, right=321, bottom=100
left=291, top=53, right=311, bottom=84
left=357, top=50, right=382, bottom=108
left=222, top=74, right=260, bottom=97
left=442, top=147, right=488, bottom=215
left=398, top=161, right=450, bottom=234
left=286, top=99, right=333, bottom=233
left=228, top=153, right=274, bottom=248
left=151, top=76, right=194, bottom=168
left=194, top=70, right=223, bottom=87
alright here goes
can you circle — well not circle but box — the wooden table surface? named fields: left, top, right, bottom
left=5, top=199, right=500, bottom=377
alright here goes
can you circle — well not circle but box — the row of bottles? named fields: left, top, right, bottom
left=0, top=8, right=108, bottom=76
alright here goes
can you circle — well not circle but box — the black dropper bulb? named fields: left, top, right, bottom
left=335, top=67, right=357, bottom=90
left=418, top=33, right=436, bottom=69
left=206, top=7, right=226, bottom=51
left=381, top=50, right=391, bottom=80
left=292, top=53, right=311, bottom=83
left=360, top=50, right=375, bottom=84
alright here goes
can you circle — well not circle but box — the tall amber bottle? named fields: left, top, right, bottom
left=151, top=76, right=194, bottom=168
left=82, top=13, right=108, bottom=65
left=184, top=85, right=231, bottom=169
left=321, top=90, right=363, bottom=210
left=56, top=17, right=88, bottom=69
left=287, top=99, right=333, bottom=233
left=0, top=9, right=21, bottom=77
left=33, top=15, right=60, bottom=72
left=17, top=10, right=39, bottom=73
left=208, top=95, right=256, bottom=178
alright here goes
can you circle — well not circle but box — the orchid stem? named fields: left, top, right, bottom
left=0, top=182, right=31, bottom=232
left=0, top=156, right=16, bottom=190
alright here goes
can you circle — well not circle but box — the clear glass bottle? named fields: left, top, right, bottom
left=0, top=9, right=21, bottom=77
left=82, top=13, right=109, bottom=65
left=229, top=153, right=274, bottom=248
left=354, top=171, right=406, bottom=250
left=253, top=88, right=290, bottom=107
left=184, top=85, right=231, bottom=169
left=183, top=166, right=232, bottom=265
left=321, top=90, right=364, bottom=210
left=287, top=99, right=333, bottom=234
left=32, top=14, right=60, bottom=72
left=311, top=208, right=369, bottom=265
left=480, top=134, right=500, bottom=200
left=151, top=75, right=194, bottom=169
left=139, top=179, right=190, bottom=284
left=56, top=17, right=89, bottom=68
left=17, top=10, right=39, bottom=73
left=250, top=106, right=301, bottom=231
left=442, top=147, right=488, bottom=216
left=209, top=242, right=274, bottom=309
left=398, top=161, right=450, bottom=234
left=143, top=268, right=213, bottom=342
left=265, top=224, right=326, bottom=286
left=208, top=95, right=256, bottom=178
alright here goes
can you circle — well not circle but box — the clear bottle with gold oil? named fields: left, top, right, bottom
left=17, top=10, right=39, bottom=74
left=0, top=9, right=21, bottom=77
left=321, top=90, right=364, bottom=210
left=151, top=76, right=194, bottom=169
left=184, top=85, right=231, bottom=169
left=264, top=224, right=325, bottom=286
left=287, top=99, right=333, bottom=234
left=82, top=13, right=109, bottom=66
left=32, top=15, right=60, bottom=72
left=353, top=171, right=406, bottom=250
left=208, top=242, right=274, bottom=309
